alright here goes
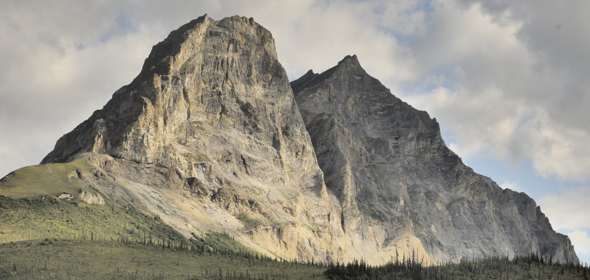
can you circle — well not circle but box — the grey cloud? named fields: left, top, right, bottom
left=456, top=0, right=590, bottom=132
left=541, top=187, right=590, bottom=231
left=401, top=0, right=590, bottom=181
left=541, top=187, right=590, bottom=259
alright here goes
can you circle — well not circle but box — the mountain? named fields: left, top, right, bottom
left=0, top=15, right=578, bottom=265
left=291, top=55, right=578, bottom=264
left=23, top=14, right=348, bottom=262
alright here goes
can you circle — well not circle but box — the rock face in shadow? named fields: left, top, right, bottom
left=292, top=55, right=578, bottom=264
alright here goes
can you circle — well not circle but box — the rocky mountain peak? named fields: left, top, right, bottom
left=292, top=55, right=443, bottom=145
left=337, top=54, right=361, bottom=67
left=136, top=14, right=275, bottom=80
left=291, top=54, right=370, bottom=95
left=37, top=15, right=352, bottom=263
left=329, top=54, right=368, bottom=79
left=135, top=14, right=210, bottom=78
left=293, top=55, right=578, bottom=264
left=42, top=14, right=283, bottom=166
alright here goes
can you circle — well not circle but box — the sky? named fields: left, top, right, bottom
left=1, top=0, right=589, bottom=263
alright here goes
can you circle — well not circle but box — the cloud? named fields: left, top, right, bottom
left=569, top=231, right=590, bottom=260
left=231, top=0, right=417, bottom=85
left=0, top=2, right=167, bottom=176
left=499, top=181, right=520, bottom=192
left=541, top=187, right=590, bottom=231
left=400, top=0, right=590, bottom=181
left=541, top=187, right=590, bottom=262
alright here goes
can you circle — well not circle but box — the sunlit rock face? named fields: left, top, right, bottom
left=292, top=55, right=579, bottom=264
left=41, top=15, right=349, bottom=263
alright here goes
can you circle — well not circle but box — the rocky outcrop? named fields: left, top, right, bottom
left=292, top=55, right=579, bottom=264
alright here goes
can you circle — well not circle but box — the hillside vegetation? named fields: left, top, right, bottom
left=325, top=256, right=590, bottom=280
left=1, top=238, right=589, bottom=280
left=0, top=240, right=325, bottom=280
left=0, top=196, right=183, bottom=244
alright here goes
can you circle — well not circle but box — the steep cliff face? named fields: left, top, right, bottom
left=39, top=15, right=346, bottom=262
left=292, top=55, right=578, bottom=264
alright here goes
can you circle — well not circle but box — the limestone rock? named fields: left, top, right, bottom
left=79, top=190, right=105, bottom=205
left=292, top=55, right=579, bottom=264
left=40, top=15, right=347, bottom=262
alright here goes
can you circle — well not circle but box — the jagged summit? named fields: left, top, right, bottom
left=136, top=14, right=273, bottom=83
left=135, top=14, right=209, bottom=78
left=291, top=54, right=368, bottom=94
left=290, top=70, right=318, bottom=93
left=337, top=54, right=361, bottom=67
left=293, top=55, right=440, bottom=140
left=42, top=15, right=281, bottom=165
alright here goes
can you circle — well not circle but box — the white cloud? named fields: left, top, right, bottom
left=247, top=0, right=416, bottom=85
left=406, top=85, right=590, bottom=181
left=570, top=231, right=590, bottom=258
left=499, top=181, right=520, bottom=192
left=0, top=14, right=163, bottom=176
left=541, top=187, right=590, bottom=231
left=541, top=188, right=590, bottom=262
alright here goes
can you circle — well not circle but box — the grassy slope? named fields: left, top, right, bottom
left=0, top=158, right=189, bottom=244
left=0, top=159, right=93, bottom=198
left=0, top=240, right=326, bottom=280
left=0, top=196, right=183, bottom=243
left=0, top=159, right=257, bottom=255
